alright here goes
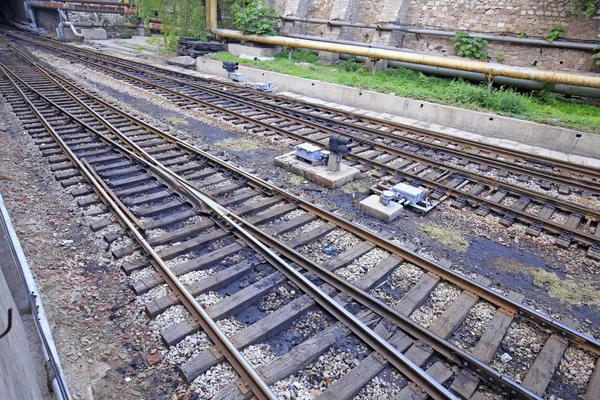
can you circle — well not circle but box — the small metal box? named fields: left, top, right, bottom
left=391, top=183, right=424, bottom=206
left=254, top=81, right=273, bottom=92
left=296, top=143, right=322, bottom=165
left=228, top=72, right=244, bottom=82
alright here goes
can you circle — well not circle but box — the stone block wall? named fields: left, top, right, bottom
left=275, top=0, right=600, bottom=72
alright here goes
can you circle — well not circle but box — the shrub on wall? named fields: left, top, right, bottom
left=136, top=0, right=207, bottom=51
left=544, top=25, right=566, bottom=42
left=231, top=0, right=279, bottom=36
left=593, top=46, right=600, bottom=67
left=570, top=0, right=600, bottom=18
left=451, top=32, right=488, bottom=60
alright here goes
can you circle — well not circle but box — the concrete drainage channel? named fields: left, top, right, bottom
left=194, top=58, right=600, bottom=163
left=0, top=191, right=70, bottom=400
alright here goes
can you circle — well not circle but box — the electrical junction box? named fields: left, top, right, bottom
left=391, top=182, right=424, bottom=206
left=295, top=143, right=322, bottom=165
left=254, top=81, right=273, bottom=92
left=228, top=72, right=244, bottom=82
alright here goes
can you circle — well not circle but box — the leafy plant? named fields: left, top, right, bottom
left=517, top=31, right=527, bottom=38
left=339, top=56, right=361, bottom=72
left=545, top=25, right=566, bottom=42
left=451, top=32, right=488, bottom=60
left=231, top=0, right=279, bottom=36
left=118, top=27, right=134, bottom=39
left=135, top=0, right=207, bottom=51
left=569, top=0, right=600, bottom=18
left=532, top=83, right=557, bottom=105
left=495, top=54, right=505, bottom=62
left=593, top=46, right=600, bottom=67
left=127, top=15, right=141, bottom=25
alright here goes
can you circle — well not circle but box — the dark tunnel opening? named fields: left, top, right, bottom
left=0, top=0, right=29, bottom=24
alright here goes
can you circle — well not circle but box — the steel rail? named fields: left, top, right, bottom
left=0, top=62, right=278, bottom=400
left=20, top=33, right=600, bottom=193
left=9, top=31, right=600, bottom=180
left=26, top=60, right=600, bottom=249
left=1, top=56, right=457, bottom=400
left=5, top=48, right=599, bottom=358
left=2, top=62, right=538, bottom=399
left=14, top=40, right=600, bottom=232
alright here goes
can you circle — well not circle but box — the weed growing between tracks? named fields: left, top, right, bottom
left=419, top=222, right=470, bottom=252
left=210, top=51, right=600, bottom=134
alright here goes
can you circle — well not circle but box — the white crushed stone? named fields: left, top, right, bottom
left=164, top=331, right=212, bottom=366
left=489, top=321, right=550, bottom=384
left=179, top=268, right=216, bottom=286
left=335, top=248, right=389, bottom=283
left=217, top=317, right=246, bottom=337
left=298, top=230, right=361, bottom=265
left=409, top=282, right=462, bottom=328
left=150, top=304, right=190, bottom=334
left=389, top=263, right=424, bottom=290
left=353, top=370, right=406, bottom=399
left=272, top=348, right=360, bottom=399
left=190, top=362, right=237, bottom=397
left=277, top=220, right=325, bottom=241
left=555, top=346, right=596, bottom=388
left=196, top=291, right=223, bottom=308
left=450, top=301, right=496, bottom=351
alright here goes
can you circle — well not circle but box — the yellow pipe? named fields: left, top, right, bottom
left=208, top=0, right=600, bottom=88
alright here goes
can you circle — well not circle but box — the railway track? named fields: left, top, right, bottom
left=1, top=39, right=599, bottom=400
left=6, top=31, right=600, bottom=259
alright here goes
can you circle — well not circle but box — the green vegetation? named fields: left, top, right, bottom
left=164, top=117, right=188, bottom=125
left=420, top=223, right=469, bottom=252
left=545, top=25, right=566, bottom=42
left=209, top=50, right=600, bottom=134
left=451, top=31, right=488, bottom=60
left=231, top=0, right=279, bottom=35
left=570, top=0, right=600, bottom=18
left=135, top=0, right=207, bottom=51
left=593, top=46, right=600, bottom=67
left=495, top=54, right=505, bottom=62
left=517, top=31, right=527, bottom=38
left=118, top=27, right=134, bottom=39
left=530, top=268, right=600, bottom=307
left=215, top=137, right=263, bottom=151
left=145, top=35, right=163, bottom=46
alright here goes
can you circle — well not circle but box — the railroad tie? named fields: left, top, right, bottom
left=450, top=290, right=526, bottom=398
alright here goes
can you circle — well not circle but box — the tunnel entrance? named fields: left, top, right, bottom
left=0, top=0, right=29, bottom=24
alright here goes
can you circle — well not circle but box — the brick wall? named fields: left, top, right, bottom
left=277, top=0, right=600, bottom=72
left=403, top=0, right=599, bottom=71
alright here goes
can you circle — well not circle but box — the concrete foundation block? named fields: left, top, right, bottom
left=359, top=195, right=404, bottom=223
left=274, top=151, right=359, bottom=189
left=57, top=27, right=77, bottom=41
left=228, top=43, right=281, bottom=58
left=83, top=28, right=108, bottom=40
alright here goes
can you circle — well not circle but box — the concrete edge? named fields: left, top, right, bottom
left=61, top=40, right=599, bottom=168
left=194, top=57, right=600, bottom=167
left=0, top=192, right=70, bottom=400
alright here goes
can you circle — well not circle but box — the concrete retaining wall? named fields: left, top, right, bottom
left=197, top=58, right=599, bottom=160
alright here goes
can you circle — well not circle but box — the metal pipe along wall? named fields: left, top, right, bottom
left=207, top=0, right=600, bottom=88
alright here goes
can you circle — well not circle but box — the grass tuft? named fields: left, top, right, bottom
left=530, top=268, right=599, bottom=307
left=215, top=137, right=263, bottom=151
left=419, top=222, right=469, bottom=252
left=209, top=51, right=600, bottom=134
